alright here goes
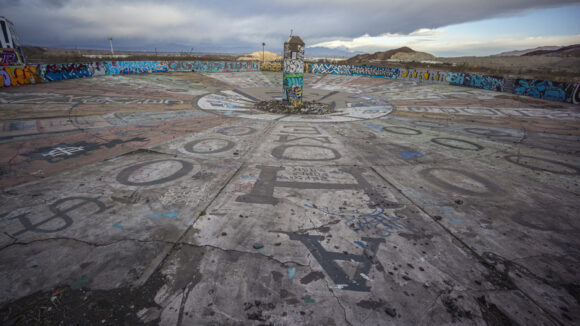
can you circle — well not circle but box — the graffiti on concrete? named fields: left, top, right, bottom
left=399, top=69, right=448, bottom=83
left=284, top=59, right=304, bottom=74
left=419, top=168, right=501, bottom=196
left=0, top=48, right=22, bottom=66
left=311, top=63, right=398, bottom=79
left=272, top=144, right=341, bottom=161
left=289, top=233, right=385, bottom=291
left=447, top=73, right=505, bottom=92
left=166, top=60, right=259, bottom=72
left=260, top=61, right=282, bottom=72
left=283, top=73, right=303, bottom=106
left=9, top=197, right=108, bottom=236
left=503, top=155, right=580, bottom=175
left=184, top=138, right=236, bottom=154
left=512, top=79, right=578, bottom=102
left=20, top=137, right=148, bottom=163
left=116, top=159, right=194, bottom=186
left=305, top=205, right=419, bottom=238
left=40, top=62, right=106, bottom=81
left=311, top=64, right=351, bottom=75
left=236, top=165, right=391, bottom=207
left=0, top=57, right=575, bottom=104
left=396, top=106, right=580, bottom=120
left=0, top=66, right=39, bottom=87
left=104, top=61, right=168, bottom=75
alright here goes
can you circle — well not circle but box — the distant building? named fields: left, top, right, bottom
left=0, top=16, right=25, bottom=65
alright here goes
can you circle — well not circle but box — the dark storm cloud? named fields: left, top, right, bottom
left=0, top=0, right=578, bottom=52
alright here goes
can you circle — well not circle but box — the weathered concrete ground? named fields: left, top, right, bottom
left=0, top=72, right=579, bottom=325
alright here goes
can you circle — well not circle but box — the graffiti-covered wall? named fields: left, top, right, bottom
left=0, top=48, right=24, bottom=66
left=311, top=63, right=398, bottom=79
left=0, top=60, right=258, bottom=88
left=260, top=61, right=282, bottom=72
left=0, top=60, right=577, bottom=104
left=399, top=68, right=448, bottom=84
left=104, top=61, right=168, bottom=75
left=167, top=60, right=259, bottom=72
left=1, top=65, right=39, bottom=87
left=311, top=64, right=578, bottom=104
left=40, top=62, right=107, bottom=81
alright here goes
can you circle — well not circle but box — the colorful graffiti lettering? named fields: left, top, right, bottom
left=311, top=63, right=398, bottom=79
left=166, top=60, right=259, bottom=72
left=260, top=61, right=282, bottom=72
left=399, top=68, right=448, bottom=83
left=104, top=61, right=167, bottom=75
left=0, top=48, right=23, bottom=66
left=447, top=72, right=504, bottom=92
left=513, top=79, right=571, bottom=102
left=0, top=66, right=39, bottom=88
left=0, top=59, right=576, bottom=104
left=40, top=63, right=105, bottom=82
left=283, top=73, right=304, bottom=106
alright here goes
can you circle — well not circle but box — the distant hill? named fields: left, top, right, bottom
left=523, top=44, right=580, bottom=57
left=345, top=47, right=435, bottom=64
left=493, top=46, right=562, bottom=56
left=237, top=51, right=281, bottom=61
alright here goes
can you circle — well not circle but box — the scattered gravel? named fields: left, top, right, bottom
left=255, top=100, right=333, bottom=115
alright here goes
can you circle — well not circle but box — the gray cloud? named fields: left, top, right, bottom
left=1, top=0, right=578, bottom=53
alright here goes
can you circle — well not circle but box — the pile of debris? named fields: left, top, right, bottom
left=255, top=100, right=333, bottom=115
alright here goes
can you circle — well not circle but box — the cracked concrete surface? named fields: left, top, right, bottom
left=0, top=71, right=579, bottom=325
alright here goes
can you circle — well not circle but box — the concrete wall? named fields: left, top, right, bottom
left=311, top=63, right=398, bottom=79
left=0, top=48, right=24, bottom=66
left=0, top=60, right=259, bottom=88
left=1, top=60, right=577, bottom=104
left=311, top=64, right=579, bottom=104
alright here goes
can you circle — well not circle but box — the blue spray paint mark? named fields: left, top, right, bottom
left=162, top=211, right=179, bottom=218
left=112, top=223, right=125, bottom=230
left=147, top=211, right=179, bottom=219
left=441, top=206, right=462, bottom=223
left=400, top=151, right=423, bottom=159
left=354, top=241, right=367, bottom=249
left=362, top=121, right=383, bottom=131
left=288, top=267, right=296, bottom=280
left=241, top=175, right=258, bottom=181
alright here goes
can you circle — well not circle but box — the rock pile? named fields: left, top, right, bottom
left=255, top=100, right=333, bottom=115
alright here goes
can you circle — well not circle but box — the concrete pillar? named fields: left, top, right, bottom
left=283, top=36, right=305, bottom=107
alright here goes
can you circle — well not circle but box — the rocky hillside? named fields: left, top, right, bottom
left=237, top=51, right=281, bottom=61
left=523, top=44, right=580, bottom=57
left=345, top=47, right=435, bottom=64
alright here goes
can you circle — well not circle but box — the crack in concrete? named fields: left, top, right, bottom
left=419, top=290, right=445, bottom=324
left=323, top=277, right=353, bottom=326
left=0, top=236, right=173, bottom=252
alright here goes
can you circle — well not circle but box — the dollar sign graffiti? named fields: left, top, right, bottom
left=10, top=197, right=107, bottom=236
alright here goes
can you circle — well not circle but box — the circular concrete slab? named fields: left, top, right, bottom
left=0, top=71, right=579, bottom=325
left=197, top=88, right=393, bottom=122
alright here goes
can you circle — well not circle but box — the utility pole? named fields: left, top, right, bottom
left=108, top=37, right=114, bottom=56
left=262, top=42, right=265, bottom=63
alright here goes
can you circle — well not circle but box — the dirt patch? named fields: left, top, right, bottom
left=0, top=269, right=166, bottom=325
left=442, top=296, right=473, bottom=322
left=255, top=100, right=333, bottom=115
left=476, top=296, right=518, bottom=326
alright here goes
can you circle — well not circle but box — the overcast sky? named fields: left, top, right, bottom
left=1, top=0, right=579, bottom=56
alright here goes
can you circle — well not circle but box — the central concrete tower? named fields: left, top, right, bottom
left=283, top=36, right=305, bottom=107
